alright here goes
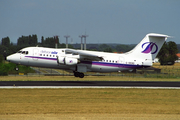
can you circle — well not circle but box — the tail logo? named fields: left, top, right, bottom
left=142, top=42, right=158, bottom=54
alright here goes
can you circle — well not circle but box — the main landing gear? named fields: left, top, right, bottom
left=74, top=71, right=84, bottom=78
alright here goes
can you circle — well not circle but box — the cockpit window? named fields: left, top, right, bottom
left=18, top=51, right=29, bottom=55
left=22, top=51, right=26, bottom=54
left=17, top=51, right=22, bottom=53
left=25, top=51, right=28, bottom=54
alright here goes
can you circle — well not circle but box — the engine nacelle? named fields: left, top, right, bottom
left=57, top=56, right=78, bottom=65
left=65, top=57, right=78, bottom=65
left=57, top=56, right=65, bottom=64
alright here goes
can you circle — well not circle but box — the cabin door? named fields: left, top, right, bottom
left=119, top=57, right=125, bottom=67
left=33, top=48, right=39, bottom=60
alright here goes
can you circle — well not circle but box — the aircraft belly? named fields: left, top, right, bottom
left=80, top=61, right=138, bottom=73
left=80, top=63, right=119, bottom=72
left=92, top=65, right=119, bottom=72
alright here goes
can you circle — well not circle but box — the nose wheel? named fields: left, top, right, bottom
left=74, top=72, right=84, bottom=78
left=15, top=65, right=19, bottom=71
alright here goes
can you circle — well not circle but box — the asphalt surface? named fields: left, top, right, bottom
left=0, top=81, right=180, bottom=88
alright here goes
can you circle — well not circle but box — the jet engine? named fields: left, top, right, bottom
left=57, top=56, right=65, bottom=64
left=57, top=56, right=78, bottom=65
left=65, top=57, right=78, bottom=65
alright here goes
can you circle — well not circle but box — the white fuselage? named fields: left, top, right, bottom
left=7, top=47, right=146, bottom=73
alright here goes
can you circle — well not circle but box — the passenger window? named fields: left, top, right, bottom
left=109, top=60, right=111, bottom=62
left=25, top=51, right=28, bottom=54
left=106, top=60, right=108, bottom=62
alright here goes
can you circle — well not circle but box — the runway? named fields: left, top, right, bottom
left=0, top=81, right=180, bottom=89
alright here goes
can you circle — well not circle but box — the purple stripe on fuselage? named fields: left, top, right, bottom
left=25, top=56, right=57, bottom=61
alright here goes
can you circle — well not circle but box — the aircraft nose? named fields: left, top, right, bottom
left=6, top=55, right=12, bottom=62
left=6, top=54, right=20, bottom=64
left=6, top=55, right=14, bottom=62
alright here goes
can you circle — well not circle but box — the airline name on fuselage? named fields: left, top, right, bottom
left=40, top=50, right=58, bottom=54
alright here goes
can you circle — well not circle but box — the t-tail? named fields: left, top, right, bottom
left=125, top=33, right=169, bottom=66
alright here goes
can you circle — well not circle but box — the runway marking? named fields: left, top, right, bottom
left=0, top=86, right=180, bottom=89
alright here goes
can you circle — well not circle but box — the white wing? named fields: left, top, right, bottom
left=65, top=49, right=104, bottom=61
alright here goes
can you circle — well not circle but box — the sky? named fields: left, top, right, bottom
left=0, top=0, right=180, bottom=44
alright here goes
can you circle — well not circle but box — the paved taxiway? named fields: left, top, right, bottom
left=0, top=81, right=180, bottom=89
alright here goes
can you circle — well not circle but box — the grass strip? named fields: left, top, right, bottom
left=0, top=76, right=180, bottom=81
left=0, top=88, right=180, bottom=115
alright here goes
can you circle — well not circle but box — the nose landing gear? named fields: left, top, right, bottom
left=15, top=65, right=19, bottom=71
left=74, top=71, right=84, bottom=78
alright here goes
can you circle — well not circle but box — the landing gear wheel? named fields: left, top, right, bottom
left=79, top=73, right=84, bottom=78
left=73, top=72, right=84, bottom=78
left=74, top=72, right=79, bottom=77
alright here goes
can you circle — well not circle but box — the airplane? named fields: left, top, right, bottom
left=7, top=33, right=169, bottom=78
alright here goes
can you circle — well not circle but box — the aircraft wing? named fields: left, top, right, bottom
left=65, top=49, right=103, bottom=61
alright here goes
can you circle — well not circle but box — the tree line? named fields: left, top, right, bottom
left=157, top=41, right=179, bottom=65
